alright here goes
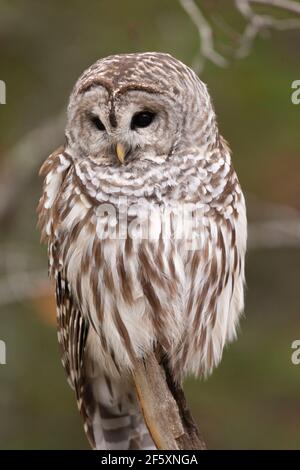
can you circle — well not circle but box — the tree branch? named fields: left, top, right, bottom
left=250, top=0, right=300, bottom=15
left=179, top=0, right=300, bottom=69
left=132, top=351, right=206, bottom=450
left=0, top=111, right=65, bottom=226
left=179, top=0, right=228, bottom=73
left=236, top=0, right=300, bottom=57
left=0, top=269, right=49, bottom=305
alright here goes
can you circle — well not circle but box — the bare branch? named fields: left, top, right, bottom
left=236, top=0, right=300, bottom=58
left=179, top=0, right=228, bottom=73
left=249, top=219, right=300, bottom=249
left=247, top=195, right=300, bottom=249
left=0, top=270, right=49, bottom=306
left=178, top=0, right=300, bottom=69
left=0, top=111, right=65, bottom=225
left=251, top=0, right=300, bottom=15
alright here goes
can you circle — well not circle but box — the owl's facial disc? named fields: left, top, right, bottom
left=67, top=86, right=179, bottom=166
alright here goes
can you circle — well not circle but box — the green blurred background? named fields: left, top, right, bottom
left=0, top=0, right=299, bottom=449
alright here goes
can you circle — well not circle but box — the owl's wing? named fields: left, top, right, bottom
left=174, top=141, right=247, bottom=379
left=38, top=147, right=95, bottom=445
left=55, top=272, right=155, bottom=450
left=55, top=271, right=97, bottom=448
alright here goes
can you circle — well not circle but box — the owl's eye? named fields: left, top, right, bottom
left=91, top=116, right=106, bottom=131
left=131, top=111, right=155, bottom=129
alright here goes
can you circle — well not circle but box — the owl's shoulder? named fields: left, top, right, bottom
left=37, top=146, right=73, bottom=242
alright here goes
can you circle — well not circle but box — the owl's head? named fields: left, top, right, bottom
left=66, top=53, right=217, bottom=167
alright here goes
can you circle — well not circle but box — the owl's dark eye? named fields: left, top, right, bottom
left=131, top=111, right=155, bottom=129
left=91, top=116, right=106, bottom=131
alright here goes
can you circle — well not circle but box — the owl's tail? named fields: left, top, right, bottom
left=79, top=373, right=156, bottom=450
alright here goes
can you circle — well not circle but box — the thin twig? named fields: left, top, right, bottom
left=0, top=270, right=49, bottom=305
left=179, top=0, right=228, bottom=73
left=236, top=0, right=300, bottom=57
left=0, top=111, right=65, bottom=225
left=250, top=0, right=300, bottom=14
left=179, top=0, right=300, bottom=69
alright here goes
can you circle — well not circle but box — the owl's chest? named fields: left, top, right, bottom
left=55, top=192, right=193, bottom=304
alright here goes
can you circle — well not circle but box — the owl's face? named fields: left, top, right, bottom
left=67, top=86, right=180, bottom=167
left=66, top=53, right=216, bottom=168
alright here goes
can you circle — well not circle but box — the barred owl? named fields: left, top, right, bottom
left=38, top=52, right=247, bottom=450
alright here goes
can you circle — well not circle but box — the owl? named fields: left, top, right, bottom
left=37, top=52, right=247, bottom=450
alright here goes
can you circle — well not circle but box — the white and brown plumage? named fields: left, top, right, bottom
left=37, top=52, right=247, bottom=450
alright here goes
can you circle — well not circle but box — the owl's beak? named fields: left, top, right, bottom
left=115, top=143, right=126, bottom=164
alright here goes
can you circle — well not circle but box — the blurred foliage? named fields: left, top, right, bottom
left=0, top=0, right=299, bottom=449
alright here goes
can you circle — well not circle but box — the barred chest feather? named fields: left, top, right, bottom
left=38, top=147, right=247, bottom=380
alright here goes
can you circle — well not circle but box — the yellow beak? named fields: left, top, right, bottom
left=116, top=143, right=126, bottom=164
